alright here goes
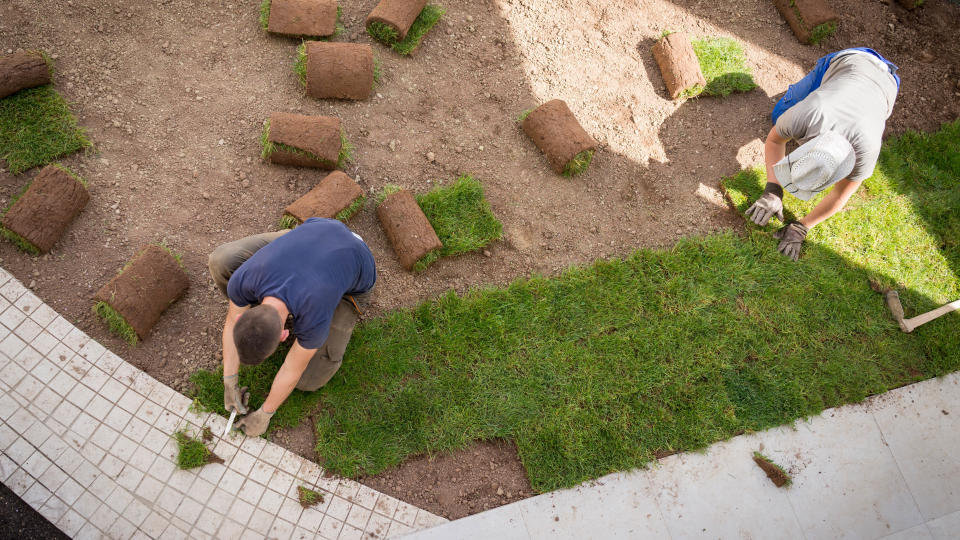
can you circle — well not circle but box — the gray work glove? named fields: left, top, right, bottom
left=773, top=221, right=809, bottom=261
left=223, top=374, right=249, bottom=415
left=745, top=182, right=784, bottom=226
left=235, top=407, right=274, bottom=437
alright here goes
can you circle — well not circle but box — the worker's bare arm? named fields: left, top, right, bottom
left=799, top=178, right=861, bottom=229
left=222, top=300, right=249, bottom=377
left=764, top=127, right=790, bottom=186
left=261, top=341, right=317, bottom=413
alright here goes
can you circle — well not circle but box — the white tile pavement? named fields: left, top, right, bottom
left=0, top=269, right=446, bottom=539
left=405, top=371, right=960, bottom=540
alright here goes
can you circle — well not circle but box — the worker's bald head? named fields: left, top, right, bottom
left=233, top=305, right=283, bottom=365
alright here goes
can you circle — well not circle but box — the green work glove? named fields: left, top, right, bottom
left=773, top=221, right=808, bottom=261
left=223, top=374, right=249, bottom=415
left=745, top=182, right=784, bottom=226
left=235, top=407, right=275, bottom=437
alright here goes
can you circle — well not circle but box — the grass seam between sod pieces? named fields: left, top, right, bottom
left=366, top=4, right=445, bottom=56
left=0, top=84, right=92, bottom=174
left=192, top=121, right=959, bottom=492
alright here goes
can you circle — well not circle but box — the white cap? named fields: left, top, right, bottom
left=773, top=131, right=856, bottom=201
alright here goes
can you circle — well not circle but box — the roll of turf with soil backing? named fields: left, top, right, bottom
left=304, top=42, right=374, bottom=101
left=772, top=0, right=838, bottom=45
left=521, top=99, right=597, bottom=176
left=94, top=245, right=189, bottom=343
left=376, top=190, right=442, bottom=271
left=262, top=112, right=343, bottom=169
left=284, top=171, right=365, bottom=223
left=1, top=165, right=88, bottom=254
left=366, top=0, right=427, bottom=41
left=0, top=51, right=51, bottom=99
left=652, top=32, right=707, bottom=100
left=264, top=0, right=338, bottom=37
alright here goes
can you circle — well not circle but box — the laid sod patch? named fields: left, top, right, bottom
left=0, top=85, right=91, bottom=174
left=297, top=485, right=325, bottom=508
left=367, top=4, right=444, bottom=56
left=413, top=175, right=503, bottom=271
left=174, top=430, right=223, bottom=469
left=691, top=37, right=758, bottom=97
left=192, top=122, right=959, bottom=492
left=753, top=452, right=791, bottom=487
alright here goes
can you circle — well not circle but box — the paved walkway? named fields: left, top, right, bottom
left=407, top=372, right=960, bottom=539
left=0, top=269, right=446, bottom=539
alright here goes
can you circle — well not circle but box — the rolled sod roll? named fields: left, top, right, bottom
left=652, top=32, right=707, bottom=100
left=266, top=0, right=338, bottom=37
left=305, top=42, right=374, bottom=101
left=772, top=0, right=838, bottom=44
left=376, top=190, right=442, bottom=271
left=521, top=99, right=597, bottom=175
left=284, top=171, right=365, bottom=223
left=264, top=112, right=342, bottom=169
left=366, top=0, right=428, bottom=41
left=94, top=245, right=189, bottom=342
left=1, top=165, right=88, bottom=254
left=0, top=50, right=52, bottom=99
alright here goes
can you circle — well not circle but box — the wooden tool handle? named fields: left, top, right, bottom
left=904, top=299, right=960, bottom=332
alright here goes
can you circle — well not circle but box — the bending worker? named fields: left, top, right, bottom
left=208, top=218, right=376, bottom=436
left=745, top=47, right=899, bottom=260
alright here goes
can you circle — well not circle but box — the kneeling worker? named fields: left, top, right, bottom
left=208, top=218, right=376, bottom=436
left=746, top=47, right=899, bottom=260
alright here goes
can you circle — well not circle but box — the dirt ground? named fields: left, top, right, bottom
left=2, top=0, right=958, bottom=518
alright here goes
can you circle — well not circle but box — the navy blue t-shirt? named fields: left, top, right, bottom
left=227, top=218, right=376, bottom=349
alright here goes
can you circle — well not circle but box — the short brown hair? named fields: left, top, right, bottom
left=233, top=305, right=282, bottom=365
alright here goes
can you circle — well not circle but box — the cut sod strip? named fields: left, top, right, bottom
left=260, top=0, right=339, bottom=38
left=174, top=429, right=223, bottom=469
left=376, top=188, right=443, bottom=271
left=94, top=244, right=190, bottom=345
left=297, top=41, right=375, bottom=100
left=691, top=37, right=758, bottom=97
left=261, top=112, right=351, bottom=169
left=413, top=175, right=503, bottom=271
left=0, top=164, right=89, bottom=254
left=0, top=50, right=52, bottom=99
left=652, top=32, right=707, bottom=100
left=282, top=170, right=366, bottom=228
left=0, top=84, right=91, bottom=175
left=366, top=0, right=444, bottom=55
left=773, top=0, right=838, bottom=45
left=521, top=99, right=597, bottom=176
left=753, top=452, right=792, bottom=487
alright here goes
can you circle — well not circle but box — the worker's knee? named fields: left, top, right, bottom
left=207, top=248, right=234, bottom=296
left=296, top=353, right=342, bottom=392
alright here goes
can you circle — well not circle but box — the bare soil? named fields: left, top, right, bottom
left=2, top=0, right=958, bottom=519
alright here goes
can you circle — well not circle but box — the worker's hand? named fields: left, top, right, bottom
left=773, top=221, right=809, bottom=261
left=223, top=374, right=249, bottom=415
left=234, top=407, right=274, bottom=437
left=745, top=182, right=784, bottom=226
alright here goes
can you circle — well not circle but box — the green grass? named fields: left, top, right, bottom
left=753, top=451, right=792, bottom=487
left=367, top=4, right=444, bottom=56
left=94, top=301, right=138, bottom=345
left=517, top=108, right=533, bottom=123
left=691, top=37, right=758, bottom=97
left=278, top=214, right=300, bottom=230
left=373, top=56, right=383, bottom=89
left=191, top=121, right=959, bottom=492
left=297, top=485, right=324, bottom=507
left=809, top=21, right=838, bottom=46
left=294, top=43, right=308, bottom=87
left=562, top=150, right=595, bottom=177
left=375, top=183, right=403, bottom=205
left=412, top=175, right=503, bottom=271
left=259, top=0, right=271, bottom=30
left=0, top=182, right=40, bottom=255
left=174, top=430, right=217, bottom=469
left=51, top=163, right=88, bottom=187
left=338, top=130, right=353, bottom=168
left=0, top=85, right=91, bottom=174
left=335, top=195, right=366, bottom=222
